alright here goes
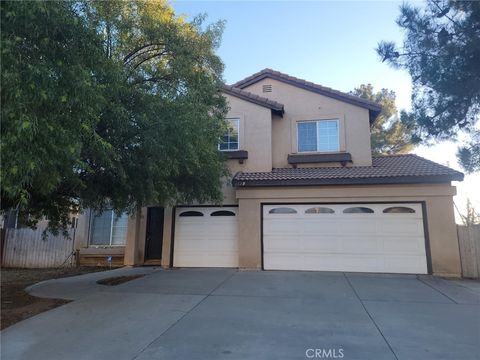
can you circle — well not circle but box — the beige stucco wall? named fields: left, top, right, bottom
left=220, top=93, right=274, bottom=204
left=242, top=78, right=373, bottom=167
left=235, top=183, right=461, bottom=277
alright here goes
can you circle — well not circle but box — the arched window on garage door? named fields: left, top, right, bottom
left=305, top=207, right=335, bottom=214
left=383, top=206, right=415, bottom=214
left=211, top=210, right=236, bottom=216
left=343, top=207, right=374, bottom=214
left=179, top=211, right=204, bottom=217
left=268, top=207, right=297, bottom=214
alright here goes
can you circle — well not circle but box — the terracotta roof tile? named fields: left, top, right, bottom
left=232, top=154, right=464, bottom=187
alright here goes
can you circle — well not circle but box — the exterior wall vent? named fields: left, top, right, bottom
left=262, top=84, right=272, bottom=93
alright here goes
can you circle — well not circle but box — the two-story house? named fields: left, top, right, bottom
left=73, top=69, right=464, bottom=277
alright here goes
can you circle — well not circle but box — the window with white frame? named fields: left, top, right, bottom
left=89, top=210, right=128, bottom=246
left=297, top=119, right=339, bottom=152
left=219, top=118, right=239, bottom=151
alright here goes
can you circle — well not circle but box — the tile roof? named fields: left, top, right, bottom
left=231, top=68, right=382, bottom=122
left=232, top=154, right=464, bottom=187
left=222, top=85, right=284, bottom=115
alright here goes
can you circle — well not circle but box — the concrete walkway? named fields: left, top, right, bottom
left=2, top=269, right=479, bottom=360
left=26, top=266, right=160, bottom=300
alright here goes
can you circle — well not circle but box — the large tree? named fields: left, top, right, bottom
left=376, top=0, right=480, bottom=172
left=351, top=84, right=414, bottom=154
left=1, top=1, right=228, bottom=233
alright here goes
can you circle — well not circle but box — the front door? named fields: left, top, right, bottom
left=145, top=207, right=164, bottom=261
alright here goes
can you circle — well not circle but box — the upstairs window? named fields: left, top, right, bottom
left=297, top=119, right=339, bottom=153
left=219, top=118, right=239, bottom=151
left=90, top=210, right=128, bottom=246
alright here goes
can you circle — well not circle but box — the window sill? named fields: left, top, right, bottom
left=220, top=150, right=248, bottom=160
left=288, top=152, right=352, bottom=164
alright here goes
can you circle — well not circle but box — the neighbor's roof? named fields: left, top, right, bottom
left=232, top=154, right=464, bottom=187
left=232, top=68, right=382, bottom=123
left=222, top=85, right=284, bottom=115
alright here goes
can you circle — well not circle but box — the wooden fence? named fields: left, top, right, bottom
left=457, top=224, right=480, bottom=279
left=2, top=227, right=75, bottom=268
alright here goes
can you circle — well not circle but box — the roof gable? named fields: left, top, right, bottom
left=232, top=68, right=381, bottom=123
left=222, top=85, right=284, bottom=116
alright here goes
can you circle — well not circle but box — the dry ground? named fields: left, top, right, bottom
left=1, top=267, right=107, bottom=330
left=96, top=274, right=145, bottom=286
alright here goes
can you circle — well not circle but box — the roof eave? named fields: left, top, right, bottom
left=221, top=85, right=284, bottom=116
left=233, top=174, right=462, bottom=188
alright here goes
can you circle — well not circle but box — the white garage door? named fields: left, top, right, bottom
left=173, top=207, right=238, bottom=267
left=263, top=203, right=428, bottom=274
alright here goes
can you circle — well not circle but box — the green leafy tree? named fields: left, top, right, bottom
left=376, top=0, right=480, bottom=172
left=1, top=0, right=228, bottom=233
left=351, top=84, right=414, bottom=154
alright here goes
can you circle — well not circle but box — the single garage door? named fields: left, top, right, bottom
left=263, top=203, right=428, bottom=274
left=173, top=207, right=238, bottom=267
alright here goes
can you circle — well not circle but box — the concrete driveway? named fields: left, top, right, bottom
left=1, top=268, right=479, bottom=360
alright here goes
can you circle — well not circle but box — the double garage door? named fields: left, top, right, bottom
left=263, top=203, right=428, bottom=274
left=173, top=203, right=428, bottom=274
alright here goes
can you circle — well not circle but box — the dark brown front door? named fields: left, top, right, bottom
left=145, top=207, right=164, bottom=261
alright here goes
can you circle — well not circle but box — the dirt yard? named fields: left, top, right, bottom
left=97, top=274, right=145, bottom=286
left=1, top=267, right=107, bottom=330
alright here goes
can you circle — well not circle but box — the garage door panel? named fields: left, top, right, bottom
left=174, top=207, right=238, bottom=268
left=263, top=203, right=428, bottom=274
left=174, top=252, right=238, bottom=268
left=174, top=240, right=238, bottom=252
left=380, top=219, right=424, bottom=235
left=384, top=255, right=428, bottom=273
left=264, top=235, right=340, bottom=252
left=383, top=237, right=426, bottom=254
left=340, top=237, right=381, bottom=253
left=337, top=219, right=378, bottom=234
left=264, top=218, right=339, bottom=235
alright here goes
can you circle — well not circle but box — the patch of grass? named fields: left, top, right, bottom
left=96, top=274, right=144, bottom=286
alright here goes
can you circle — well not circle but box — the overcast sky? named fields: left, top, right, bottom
left=173, top=0, right=479, bottom=221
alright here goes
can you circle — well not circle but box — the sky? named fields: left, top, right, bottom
left=173, top=0, right=479, bottom=222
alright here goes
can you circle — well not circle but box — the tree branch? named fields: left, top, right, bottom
left=123, top=43, right=165, bottom=63
left=132, top=50, right=169, bottom=70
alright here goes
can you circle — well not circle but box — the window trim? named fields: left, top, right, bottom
left=218, top=118, right=240, bottom=152
left=89, top=210, right=128, bottom=247
left=297, top=119, right=340, bottom=153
